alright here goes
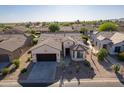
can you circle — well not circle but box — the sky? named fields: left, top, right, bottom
left=0, top=5, right=124, bottom=23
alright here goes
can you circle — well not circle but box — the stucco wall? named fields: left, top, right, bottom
left=108, top=41, right=124, bottom=55
left=70, top=50, right=86, bottom=61
left=96, top=39, right=112, bottom=49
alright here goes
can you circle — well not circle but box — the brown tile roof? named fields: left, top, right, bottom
left=31, top=38, right=62, bottom=51
left=0, top=35, right=27, bottom=52
left=110, top=32, right=124, bottom=44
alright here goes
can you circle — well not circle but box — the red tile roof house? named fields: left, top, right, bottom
left=0, top=34, right=31, bottom=63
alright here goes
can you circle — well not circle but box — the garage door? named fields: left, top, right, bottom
left=0, top=54, right=10, bottom=62
left=36, top=54, right=56, bottom=62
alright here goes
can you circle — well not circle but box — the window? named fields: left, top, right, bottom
left=114, top=46, right=121, bottom=53
left=103, top=44, right=107, bottom=49
left=77, top=51, right=83, bottom=58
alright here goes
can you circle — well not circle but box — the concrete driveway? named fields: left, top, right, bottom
left=27, top=62, right=57, bottom=83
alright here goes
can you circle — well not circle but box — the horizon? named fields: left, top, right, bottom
left=0, top=5, right=124, bottom=23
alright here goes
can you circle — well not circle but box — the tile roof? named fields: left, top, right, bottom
left=70, top=42, right=89, bottom=51
left=96, top=31, right=124, bottom=44
left=96, top=32, right=115, bottom=39
left=97, top=35, right=106, bottom=40
left=31, top=38, right=62, bottom=51
left=110, top=32, right=124, bottom=44
left=0, top=35, right=27, bottom=52
left=60, top=26, right=73, bottom=32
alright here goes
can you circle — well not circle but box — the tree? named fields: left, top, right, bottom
left=48, top=23, right=60, bottom=32
left=98, top=22, right=118, bottom=31
left=80, top=28, right=88, bottom=34
left=97, top=48, right=108, bottom=61
left=0, top=24, right=5, bottom=28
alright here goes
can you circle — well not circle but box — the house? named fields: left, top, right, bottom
left=30, top=33, right=89, bottom=63
left=60, top=26, right=74, bottom=32
left=91, top=31, right=124, bottom=55
left=0, top=34, right=31, bottom=63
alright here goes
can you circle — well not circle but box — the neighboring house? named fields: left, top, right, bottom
left=0, top=28, right=25, bottom=34
left=30, top=33, right=89, bottom=63
left=0, top=34, right=31, bottom=63
left=91, top=31, right=124, bottom=55
left=60, top=26, right=74, bottom=32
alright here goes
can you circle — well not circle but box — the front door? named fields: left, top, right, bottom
left=65, top=48, right=70, bottom=56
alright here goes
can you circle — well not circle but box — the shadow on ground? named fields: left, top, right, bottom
left=116, top=72, right=124, bottom=85
left=55, top=61, right=96, bottom=86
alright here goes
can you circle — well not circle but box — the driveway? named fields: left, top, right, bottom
left=27, top=62, right=57, bottom=83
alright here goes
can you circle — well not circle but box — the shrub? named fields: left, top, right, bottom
left=97, top=48, right=108, bottom=61
left=1, top=68, right=10, bottom=75
left=80, top=28, right=88, bottom=34
left=118, top=52, right=124, bottom=61
left=112, top=64, right=120, bottom=73
left=11, top=59, right=20, bottom=68
left=21, top=68, right=27, bottom=74
left=81, top=35, right=88, bottom=41
left=32, top=38, right=38, bottom=45
left=27, top=57, right=31, bottom=62
left=84, top=61, right=91, bottom=67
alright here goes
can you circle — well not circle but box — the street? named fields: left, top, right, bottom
left=0, top=78, right=124, bottom=87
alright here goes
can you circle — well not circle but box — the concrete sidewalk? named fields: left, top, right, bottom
left=49, top=78, right=124, bottom=87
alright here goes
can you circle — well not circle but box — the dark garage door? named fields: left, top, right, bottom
left=0, top=54, right=10, bottom=62
left=36, top=54, right=56, bottom=62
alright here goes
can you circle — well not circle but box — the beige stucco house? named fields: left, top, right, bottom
left=30, top=33, right=89, bottom=63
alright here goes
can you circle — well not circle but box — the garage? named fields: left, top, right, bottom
left=36, top=54, right=56, bottom=62
left=0, top=54, right=10, bottom=62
